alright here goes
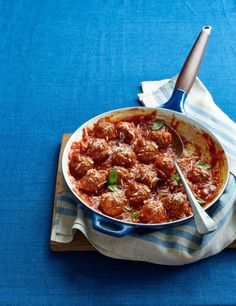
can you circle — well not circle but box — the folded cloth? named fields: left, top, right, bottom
left=51, top=77, right=236, bottom=265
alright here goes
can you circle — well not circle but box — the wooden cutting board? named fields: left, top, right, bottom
left=50, top=134, right=236, bottom=251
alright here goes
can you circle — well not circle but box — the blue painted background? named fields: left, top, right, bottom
left=0, top=1, right=236, bottom=305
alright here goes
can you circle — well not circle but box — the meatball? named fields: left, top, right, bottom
left=99, top=191, right=127, bottom=217
left=134, top=164, right=158, bottom=189
left=86, top=138, right=110, bottom=163
left=149, top=130, right=172, bottom=148
left=111, top=143, right=136, bottom=167
left=155, top=153, right=175, bottom=178
left=162, top=193, right=192, bottom=220
left=196, top=183, right=216, bottom=200
left=113, top=166, right=130, bottom=185
left=69, top=153, right=94, bottom=179
left=134, top=139, right=159, bottom=163
left=125, top=182, right=151, bottom=208
left=93, top=118, right=117, bottom=140
left=187, top=167, right=210, bottom=184
left=116, top=121, right=138, bottom=144
left=78, top=169, right=107, bottom=194
left=141, top=198, right=168, bottom=223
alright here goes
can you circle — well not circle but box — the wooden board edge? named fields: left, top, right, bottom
left=50, top=241, right=95, bottom=252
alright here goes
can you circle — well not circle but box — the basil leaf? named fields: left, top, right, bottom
left=151, top=120, right=164, bottom=131
left=131, top=211, right=140, bottom=218
left=108, top=168, right=118, bottom=185
left=197, top=162, right=212, bottom=170
left=196, top=197, right=206, bottom=205
left=107, top=185, right=120, bottom=192
left=172, top=174, right=180, bottom=183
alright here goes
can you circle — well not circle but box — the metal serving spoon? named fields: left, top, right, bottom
left=160, top=26, right=217, bottom=234
left=168, top=124, right=217, bottom=235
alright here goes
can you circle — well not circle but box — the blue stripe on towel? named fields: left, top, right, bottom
left=154, top=93, right=164, bottom=104
left=131, top=232, right=198, bottom=254
left=188, top=104, right=236, bottom=139
left=53, top=219, right=60, bottom=225
left=159, top=229, right=203, bottom=245
left=168, top=80, right=175, bottom=89
left=56, top=207, right=77, bottom=217
left=57, top=194, right=78, bottom=207
left=160, top=86, right=171, bottom=100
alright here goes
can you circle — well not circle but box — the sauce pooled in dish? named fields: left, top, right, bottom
left=68, top=112, right=220, bottom=224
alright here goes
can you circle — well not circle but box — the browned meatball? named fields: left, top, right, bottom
left=86, top=138, right=110, bottom=163
left=113, top=166, right=130, bottom=185
left=125, top=182, right=151, bottom=208
left=134, top=164, right=158, bottom=189
left=195, top=183, right=216, bottom=200
left=99, top=191, right=127, bottom=217
left=141, top=198, right=168, bottom=223
left=187, top=167, right=210, bottom=184
left=93, top=118, right=117, bottom=140
left=78, top=169, right=107, bottom=194
left=162, top=193, right=192, bottom=220
left=69, top=153, right=94, bottom=179
left=111, top=143, right=136, bottom=167
left=149, top=130, right=172, bottom=148
left=116, top=121, right=138, bottom=144
left=134, top=139, right=158, bottom=163
left=155, top=153, right=175, bottom=178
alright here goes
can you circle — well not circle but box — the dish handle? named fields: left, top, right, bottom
left=162, top=26, right=212, bottom=113
left=92, top=214, right=134, bottom=237
left=162, top=88, right=187, bottom=113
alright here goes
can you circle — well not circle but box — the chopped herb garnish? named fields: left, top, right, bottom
left=107, top=185, right=120, bottom=192
left=131, top=211, right=140, bottom=218
left=172, top=174, right=180, bottom=183
left=151, top=120, right=164, bottom=131
left=108, top=168, right=118, bottom=185
left=196, top=197, right=206, bottom=205
left=197, top=162, right=212, bottom=170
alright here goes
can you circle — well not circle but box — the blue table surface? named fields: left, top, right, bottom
left=1, top=1, right=236, bottom=305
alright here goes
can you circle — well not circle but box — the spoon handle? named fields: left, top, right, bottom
left=174, top=161, right=217, bottom=235
left=175, top=26, right=212, bottom=94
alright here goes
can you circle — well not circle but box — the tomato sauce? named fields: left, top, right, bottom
left=68, top=113, right=221, bottom=224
